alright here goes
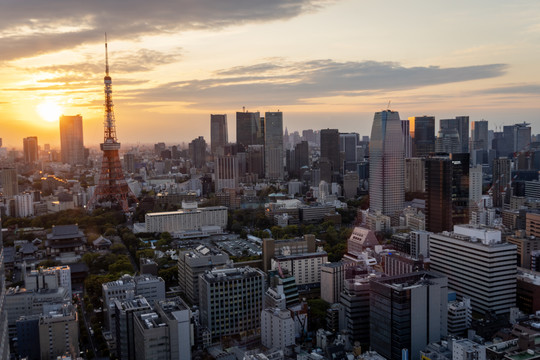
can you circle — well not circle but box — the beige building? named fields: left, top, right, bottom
left=262, top=235, right=316, bottom=272
left=39, top=304, right=79, bottom=360
left=272, top=250, right=328, bottom=286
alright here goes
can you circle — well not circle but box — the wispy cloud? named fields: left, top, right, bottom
left=0, top=0, right=330, bottom=61
left=122, top=59, right=507, bottom=107
left=476, top=83, right=540, bottom=95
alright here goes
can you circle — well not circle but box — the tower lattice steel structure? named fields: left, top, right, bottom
left=88, top=37, right=137, bottom=212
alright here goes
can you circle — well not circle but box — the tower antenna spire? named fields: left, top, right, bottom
left=105, top=33, right=109, bottom=76
left=88, top=37, right=138, bottom=213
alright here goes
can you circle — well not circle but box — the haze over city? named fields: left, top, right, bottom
left=2, top=0, right=540, bottom=147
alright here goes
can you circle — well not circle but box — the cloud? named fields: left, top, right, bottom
left=0, top=0, right=330, bottom=60
left=477, top=84, right=540, bottom=95
left=122, top=59, right=507, bottom=107
left=25, top=48, right=182, bottom=77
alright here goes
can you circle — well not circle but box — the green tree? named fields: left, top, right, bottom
left=158, top=267, right=178, bottom=289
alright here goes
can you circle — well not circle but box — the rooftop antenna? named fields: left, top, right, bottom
left=387, top=100, right=391, bottom=110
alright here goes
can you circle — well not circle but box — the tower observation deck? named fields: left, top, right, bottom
left=88, top=36, right=137, bottom=212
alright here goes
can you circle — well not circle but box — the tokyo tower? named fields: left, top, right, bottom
left=88, top=36, right=138, bottom=212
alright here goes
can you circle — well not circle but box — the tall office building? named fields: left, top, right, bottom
left=425, top=157, right=453, bottom=233
left=265, top=112, right=284, bottom=180
left=405, top=157, right=425, bottom=193
left=236, top=111, right=263, bottom=150
left=321, top=129, right=341, bottom=176
left=293, top=141, right=309, bottom=178
left=409, top=116, right=435, bottom=157
left=435, top=127, right=462, bottom=154
left=38, top=304, right=79, bottom=360
left=369, top=110, right=404, bottom=223
left=188, top=136, right=206, bottom=169
left=340, top=133, right=359, bottom=171
left=0, top=216, right=9, bottom=359
left=199, top=267, right=265, bottom=340
left=246, top=145, right=265, bottom=178
left=451, top=153, right=470, bottom=225
left=133, top=298, right=192, bottom=360
left=469, top=164, right=483, bottom=205
left=177, top=247, right=229, bottom=305
left=472, top=120, right=489, bottom=151
left=440, top=116, right=469, bottom=153
left=215, top=155, right=239, bottom=191
left=492, top=157, right=511, bottom=207
left=401, top=120, right=412, bottom=158
left=115, top=295, right=152, bottom=360
left=210, top=114, right=228, bottom=154
left=500, top=123, right=531, bottom=157
left=59, top=115, right=85, bottom=165
left=370, top=271, right=448, bottom=360
left=23, top=136, right=38, bottom=163
left=429, top=225, right=516, bottom=314
left=0, top=167, right=18, bottom=197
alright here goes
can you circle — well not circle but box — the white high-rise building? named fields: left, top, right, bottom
left=265, top=111, right=284, bottom=180
left=369, top=110, right=404, bottom=224
left=469, top=164, right=483, bottom=205
left=429, top=225, right=517, bottom=314
left=14, top=193, right=34, bottom=217
left=261, top=308, right=295, bottom=351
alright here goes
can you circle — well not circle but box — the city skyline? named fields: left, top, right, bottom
left=1, top=1, right=540, bottom=146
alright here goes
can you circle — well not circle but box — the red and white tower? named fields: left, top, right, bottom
left=88, top=37, right=137, bottom=212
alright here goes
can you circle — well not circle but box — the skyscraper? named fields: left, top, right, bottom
left=59, top=115, right=85, bottom=165
left=236, top=110, right=263, bottom=150
left=188, top=136, right=207, bottom=169
left=210, top=114, right=228, bottom=155
left=440, top=116, right=469, bottom=153
left=472, top=120, right=489, bottom=151
left=320, top=129, right=340, bottom=177
left=425, top=157, right=453, bottom=233
left=409, top=116, right=435, bottom=157
left=369, top=110, right=404, bottom=223
left=492, top=157, right=511, bottom=207
left=370, top=271, right=448, bottom=360
left=451, top=153, right=470, bottom=225
left=264, top=111, right=284, bottom=180
left=293, top=141, right=309, bottom=178
left=339, top=133, right=359, bottom=168
left=401, top=120, right=412, bottom=158
left=23, top=136, right=38, bottom=164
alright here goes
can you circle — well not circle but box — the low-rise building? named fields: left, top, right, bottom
left=145, top=202, right=227, bottom=233
left=261, top=308, right=295, bottom=351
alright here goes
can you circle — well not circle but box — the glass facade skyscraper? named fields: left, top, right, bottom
left=369, top=110, right=404, bottom=223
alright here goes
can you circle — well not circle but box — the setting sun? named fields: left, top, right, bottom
left=36, top=101, right=63, bottom=123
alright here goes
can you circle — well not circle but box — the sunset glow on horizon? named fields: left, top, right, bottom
left=1, top=0, right=540, bottom=148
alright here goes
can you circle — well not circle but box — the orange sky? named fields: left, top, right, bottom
left=1, top=0, right=540, bottom=148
